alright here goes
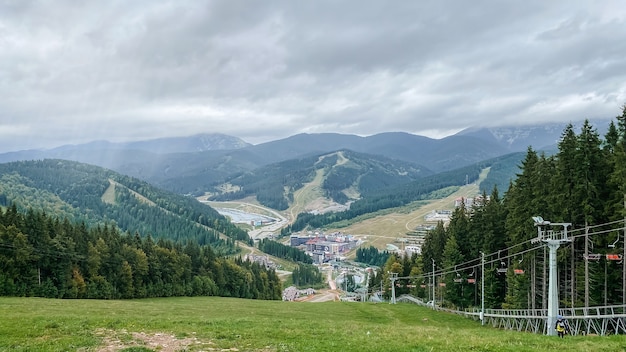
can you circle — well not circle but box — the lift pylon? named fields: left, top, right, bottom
left=533, top=217, right=571, bottom=336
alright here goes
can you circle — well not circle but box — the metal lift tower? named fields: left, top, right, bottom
left=532, top=216, right=571, bottom=336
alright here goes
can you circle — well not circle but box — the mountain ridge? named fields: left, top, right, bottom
left=0, top=119, right=612, bottom=198
left=0, top=159, right=250, bottom=253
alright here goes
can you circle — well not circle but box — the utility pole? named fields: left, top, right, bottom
left=585, top=224, right=589, bottom=308
left=432, top=259, right=436, bottom=310
left=481, top=251, right=485, bottom=325
left=533, top=216, right=571, bottom=336
left=389, top=272, right=398, bottom=304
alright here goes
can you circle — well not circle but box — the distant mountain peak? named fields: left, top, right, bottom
left=123, top=133, right=251, bottom=153
left=456, top=119, right=612, bottom=152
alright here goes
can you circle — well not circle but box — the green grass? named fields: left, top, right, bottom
left=1, top=297, right=625, bottom=351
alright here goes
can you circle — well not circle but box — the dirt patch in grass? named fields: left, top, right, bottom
left=95, top=329, right=213, bottom=352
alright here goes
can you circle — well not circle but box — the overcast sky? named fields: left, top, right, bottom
left=1, top=1, right=625, bottom=152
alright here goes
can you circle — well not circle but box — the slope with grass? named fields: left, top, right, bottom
left=0, top=296, right=623, bottom=352
left=330, top=168, right=489, bottom=251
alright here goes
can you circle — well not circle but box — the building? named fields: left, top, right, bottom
left=282, top=286, right=316, bottom=301
left=290, top=234, right=313, bottom=247
left=404, top=245, right=421, bottom=256
left=290, top=230, right=359, bottom=264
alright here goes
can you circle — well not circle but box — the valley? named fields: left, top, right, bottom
left=203, top=163, right=491, bottom=256
left=0, top=133, right=511, bottom=305
left=333, top=168, right=489, bottom=250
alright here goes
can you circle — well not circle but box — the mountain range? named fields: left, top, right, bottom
left=0, top=119, right=612, bottom=202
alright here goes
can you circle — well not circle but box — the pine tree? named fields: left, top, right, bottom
left=442, top=234, right=466, bottom=308
left=503, top=149, right=555, bottom=308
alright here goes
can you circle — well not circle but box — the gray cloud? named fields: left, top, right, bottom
left=0, top=0, right=625, bottom=152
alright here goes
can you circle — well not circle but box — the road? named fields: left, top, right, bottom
left=299, top=267, right=340, bottom=302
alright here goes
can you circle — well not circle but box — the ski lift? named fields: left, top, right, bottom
left=585, top=253, right=602, bottom=261
left=467, top=268, right=476, bottom=283
left=513, top=255, right=524, bottom=274
left=497, top=250, right=508, bottom=274
left=606, top=254, right=623, bottom=261
left=453, top=266, right=463, bottom=283
left=609, top=234, right=619, bottom=248
left=497, top=261, right=508, bottom=274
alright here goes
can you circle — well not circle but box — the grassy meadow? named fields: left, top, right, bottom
left=1, top=297, right=625, bottom=352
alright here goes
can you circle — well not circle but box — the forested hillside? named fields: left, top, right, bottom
left=0, top=160, right=250, bottom=254
left=478, top=152, right=526, bottom=194
left=0, top=206, right=281, bottom=299
left=211, top=150, right=430, bottom=210
left=284, top=160, right=491, bottom=232
left=379, top=107, right=626, bottom=310
left=257, top=238, right=324, bottom=287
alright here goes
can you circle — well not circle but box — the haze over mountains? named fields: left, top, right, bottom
left=0, top=119, right=612, bottom=199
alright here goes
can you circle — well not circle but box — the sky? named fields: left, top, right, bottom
left=1, top=1, right=626, bottom=153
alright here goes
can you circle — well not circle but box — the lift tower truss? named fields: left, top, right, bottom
left=532, top=216, right=571, bottom=336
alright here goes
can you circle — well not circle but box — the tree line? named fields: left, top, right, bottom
left=0, top=205, right=282, bottom=300
left=291, top=263, right=324, bottom=287
left=355, top=245, right=390, bottom=267
left=258, top=238, right=313, bottom=264
left=377, top=106, right=626, bottom=310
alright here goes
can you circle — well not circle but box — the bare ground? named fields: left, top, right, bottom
left=95, top=329, right=219, bottom=352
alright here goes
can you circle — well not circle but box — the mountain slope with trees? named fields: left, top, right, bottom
left=0, top=130, right=522, bottom=196
left=0, top=205, right=281, bottom=300
left=211, top=150, right=432, bottom=210
left=384, top=106, right=626, bottom=310
left=283, top=157, right=496, bottom=233
left=0, top=159, right=250, bottom=254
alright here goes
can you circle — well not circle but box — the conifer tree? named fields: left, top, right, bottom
left=442, top=234, right=467, bottom=308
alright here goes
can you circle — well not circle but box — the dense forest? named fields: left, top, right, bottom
left=320, top=150, right=430, bottom=203
left=0, top=205, right=282, bottom=299
left=210, top=155, right=323, bottom=210
left=256, top=239, right=325, bottom=287
left=355, top=245, right=391, bottom=267
left=258, top=238, right=313, bottom=264
left=0, top=160, right=251, bottom=254
left=377, top=106, right=626, bottom=310
left=291, top=263, right=324, bottom=287
left=477, top=152, right=527, bottom=194
left=211, top=150, right=429, bottom=210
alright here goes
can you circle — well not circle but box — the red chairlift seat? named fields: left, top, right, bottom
left=606, top=254, right=623, bottom=261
